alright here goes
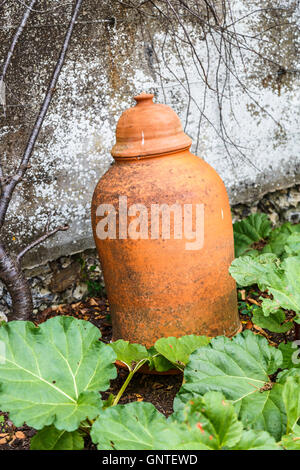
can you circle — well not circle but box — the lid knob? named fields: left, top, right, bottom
left=134, top=93, right=154, bottom=105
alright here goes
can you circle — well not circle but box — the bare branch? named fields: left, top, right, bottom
left=164, top=0, right=213, bottom=90
left=0, top=0, right=84, bottom=229
left=0, top=0, right=36, bottom=85
left=17, top=225, right=69, bottom=263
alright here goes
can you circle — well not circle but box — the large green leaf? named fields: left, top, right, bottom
left=30, top=426, right=84, bottom=450
left=147, top=347, right=174, bottom=372
left=0, top=316, right=117, bottom=431
left=284, top=232, right=300, bottom=256
left=174, top=331, right=285, bottom=440
left=229, top=254, right=282, bottom=290
left=282, top=376, right=300, bottom=433
left=92, top=393, right=243, bottom=450
left=258, top=256, right=300, bottom=317
left=108, top=339, right=149, bottom=371
left=273, top=256, right=300, bottom=314
left=109, top=336, right=210, bottom=373
left=230, top=254, right=300, bottom=319
left=161, top=392, right=243, bottom=450
left=91, top=401, right=166, bottom=450
left=277, top=367, right=300, bottom=384
left=154, top=335, right=210, bottom=369
left=260, top=298, right=282, bottom=317
left=278, top=342, right=300, bottom=370
left=232, top=430, right=279, bottom=450
left=277, top=376, right=300, bottom=448
left=252, top=308, right=293, bottom=333
left=233, top=213, right=272, bottom=258
left=262, top=222, right=300, bottom=257
left=91, top=392, right=279, bottom=450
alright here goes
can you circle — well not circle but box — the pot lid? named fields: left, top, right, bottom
left=111, top=93, right=192, bottom=159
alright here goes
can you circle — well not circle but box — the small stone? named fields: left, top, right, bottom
left=60, top=257, right=72, bottom=269
left=288, top=189, right=300, bottom=207
left=49, top=262, right=81, bottom=293
left=286, top=209, right=300, bottom=224
left=0, top=312, right=8, bottom=322
left=73, top=283, right=88, bottom=300
left=268, top=212, right=279, bottom=225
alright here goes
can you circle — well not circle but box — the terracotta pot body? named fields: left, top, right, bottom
left=91, top=94, right=240, bottom=348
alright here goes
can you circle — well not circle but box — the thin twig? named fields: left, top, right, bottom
left=0, top=0, right=36, bottom=84
left=17, top=225, right=69, bottom=262
left=0, top=0, right=84, bottom=229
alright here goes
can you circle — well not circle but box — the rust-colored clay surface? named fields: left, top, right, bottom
left=92, top=94, right=241, bottom=348
left=111, top=93, right=192, bottom=159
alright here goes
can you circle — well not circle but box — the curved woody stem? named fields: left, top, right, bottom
left=0, top=0, right=83, bottom=320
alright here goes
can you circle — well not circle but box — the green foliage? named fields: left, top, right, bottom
left=284, top=232, right=300, bottom=256
left=238, top=300, right=258, bottom=316
left=79, top=257, right=104, bottom=297
left=230, top=253, right=300, bottom=323
left=91, top=401, right=166, bottom=450
left=169, top=392, right=243, bottom=450
left=147, top=347, right=174, bottom=372
left=282, top=425, right=300, bottom=450
left=91, top=391, right=279, bottom=450
left=278, top=342, right=300, bottom=369
left=282, top=376, right=300, bottom=433
left=108, top=339, right=150, bottom=371
left=0, top=312, right=299, bottom=450
left=277, top=367, right=300, bottom=384
left=233, top=212, right=272, bottom=258
left=229, top=253, right=281, bottom=291
left=233, top=214, right=300, bottom=260
left=0, top=316, right=117, bottom=431
left=232, top=215, right=300, bottom=329
left=154, top=335, right=211, bottom=370
left=262, top=223, right=300, bottom=258
left=30, top=426, right=84, bottom=450
left=252, top=307, right=293, bottom=333
left=233, top=430, right=279, bottom=450
left=109, top=335, right=211, bottom=373
left=174, top=331, right=286, bottom=440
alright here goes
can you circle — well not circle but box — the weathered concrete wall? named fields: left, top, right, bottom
left=0, top=0, right=299, bottom=268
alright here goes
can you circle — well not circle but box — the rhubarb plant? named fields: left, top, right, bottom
left=92, top=331, right=300, bottom=450
left=0, top=316, right=117, bottom=431
left=231, top=214, right=300, bottom=330
left=0, top=316, right=299, bottom=450
left=174, top=331, right=286, bottom=440
left=107, top=335, right=211, bottom=404
left=91, top=391, right=279, bottom=450
left=233, top=212, right=272, bottom=257
left=230, top=253, right=300, bottom=323
left=233, top=212, right=300, bottom=259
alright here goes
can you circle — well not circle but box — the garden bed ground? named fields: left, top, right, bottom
left=0, top=289, right=297, bottom=451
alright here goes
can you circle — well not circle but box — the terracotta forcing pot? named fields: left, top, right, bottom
left=91, top=93, right=241, bottom=349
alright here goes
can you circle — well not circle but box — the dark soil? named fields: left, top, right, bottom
left=0, top=291, right=297, bottom=451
